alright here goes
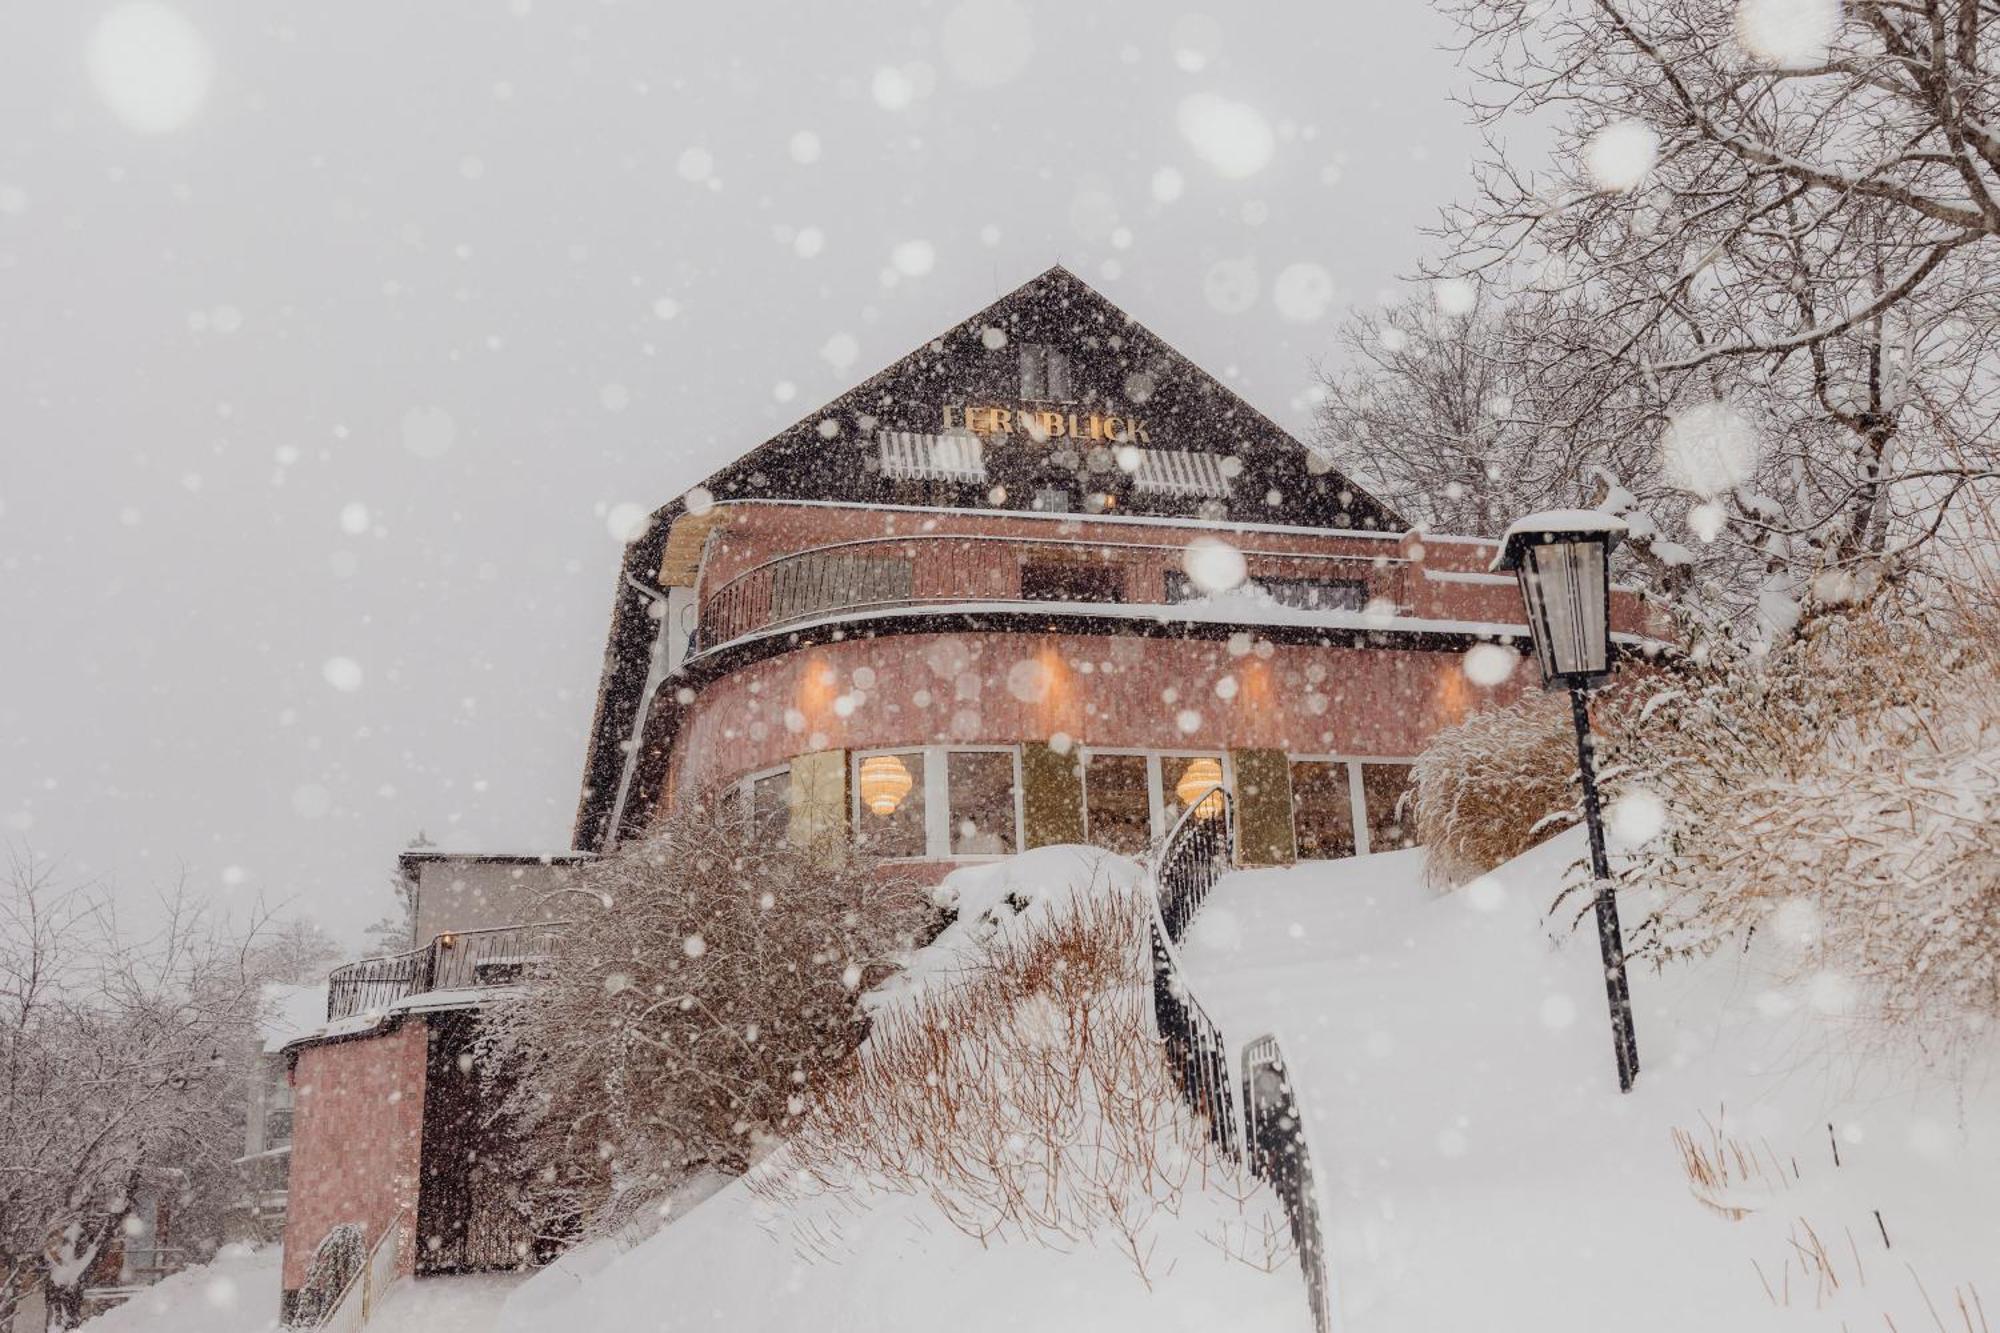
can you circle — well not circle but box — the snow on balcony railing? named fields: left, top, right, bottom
left=693, top=530, right=1403, bottom=653
left=323, top=922, right=566, bottom=1022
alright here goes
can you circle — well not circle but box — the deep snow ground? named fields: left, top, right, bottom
left=72, top=1244, right=280, bottom=1333
left=498, top=835, right=1996, bottom=1331
left=1177, top=832, right=1999, bottom=1331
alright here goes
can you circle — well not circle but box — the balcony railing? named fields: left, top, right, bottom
left=324, top=922, right=566, bottom=1022
left=693, top=531, right=1403, bottom=653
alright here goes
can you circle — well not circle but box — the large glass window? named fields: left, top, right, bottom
left=855, top=751, right=926, bottom=858
left=947, top=751, right=1018, bottom=856
left=1360, top=763, right=1416, bottom=853
left=1290, top=761, right=1356, bottom=860
left=1161, top=753, right=1227, bottom=827
left=1084, top=753, right=1152, bottom=854
left=749, top=769, right=790, bottom=844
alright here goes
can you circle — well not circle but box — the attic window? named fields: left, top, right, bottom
left=1019, top=345, right=1073, bottom=402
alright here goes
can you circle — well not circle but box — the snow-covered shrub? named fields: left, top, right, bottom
left=1604, top=604, right=1998, bottom=1046
left=288, top=1223, right=364, bottom=1326
left=476, top=795, right=934, bottom=1244
left=1410, top=690, right=1578, bottom=887
left=764, top=871, right=1282, bottom=1282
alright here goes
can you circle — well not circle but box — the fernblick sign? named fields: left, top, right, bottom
left=942, top=404, right=1152, bottom=444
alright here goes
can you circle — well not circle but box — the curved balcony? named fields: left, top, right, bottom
left=692, top=532, right=1408, bottom=655
left=324, top=922, right=566, bottom=1022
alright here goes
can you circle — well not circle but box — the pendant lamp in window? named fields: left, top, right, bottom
left=859, top=754, right=914, bottom=815
left=1175, top=757, right=1225, bottom=820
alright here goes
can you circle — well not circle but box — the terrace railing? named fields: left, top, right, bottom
left=1145, top=786, right=1335, bottom=1333
left=693, top=531, right=1402, bottom=653
left=324, top=922, right=566, bottom=1022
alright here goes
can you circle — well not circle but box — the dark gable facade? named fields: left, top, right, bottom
left=697, top=265, right=1400, bottom=530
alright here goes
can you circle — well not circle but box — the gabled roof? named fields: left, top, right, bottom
left=572, top=266, right=1403, bottom=851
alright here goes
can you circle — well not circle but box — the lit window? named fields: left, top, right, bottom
left=1030, top=486, right=1073, bottom=513
left=947, top=751, right=1018, bottom=856
left=1162, top=753, right=1227, bottom=825
left=855, top=751, right=926, bottom=857
left=1359, top=763, right=1416, bottom=852
left=1289, top=761, right=1356, bottom=859
left=749, top=769, right=790, bottom=844
left=1085, top=754, right=1151, bottom=854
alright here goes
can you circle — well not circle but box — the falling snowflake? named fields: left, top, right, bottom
left=1177, top=93, right=1274, bottom=179
left=1182, top=537, right=1247, bottom=593
left=1735, top=0, right=1840, bottom=66
left=1584, top=120, right=1658, bottom=193
left=321, top=657, right=364, bottom=693
left=1661, top=399, right=1761, bottom=498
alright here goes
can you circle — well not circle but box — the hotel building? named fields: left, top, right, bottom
left=272, top=266, right=1662, bottom=1313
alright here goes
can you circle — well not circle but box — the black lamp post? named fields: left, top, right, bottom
left=1493, top=511, right=1640, bottom=1094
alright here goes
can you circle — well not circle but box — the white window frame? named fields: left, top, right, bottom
left=1072, top=747, right=1238, bottom=850
left=941, top=745, right=1025, bottom=861
left=851, top=745, right=1024, bottom=862
left=1287, top=753, right=1416, bottom=857
left=1156, top=749, right=1237, bottom=847
left=1077, top=747, right=1164, bottom=852
left=737, top=763, right=793, bottom=841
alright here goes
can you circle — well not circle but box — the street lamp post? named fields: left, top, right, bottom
left=1494, top=510, right=1641, bottom=1094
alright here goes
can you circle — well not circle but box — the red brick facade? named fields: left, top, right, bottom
left=280, top=1019, right=427, bottom=1294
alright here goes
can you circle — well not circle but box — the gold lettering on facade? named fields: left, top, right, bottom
left=946, top=404, right=1150, bottom=445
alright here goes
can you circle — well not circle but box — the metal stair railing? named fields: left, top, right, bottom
left=1145, top=785, right=1335, bottom=1333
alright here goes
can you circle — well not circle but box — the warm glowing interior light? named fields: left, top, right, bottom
left=1175, top=757, right=1225, bottom=819
left=859, top=754, right=914, bottom=816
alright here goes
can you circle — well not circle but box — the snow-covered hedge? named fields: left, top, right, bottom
left=765, top=849, right=1285, bottom=1283
left=1605, top=605, right=1998, bottom=1047
left=1410, top=690, right=1578, bottom=887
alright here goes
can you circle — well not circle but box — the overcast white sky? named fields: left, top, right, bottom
left=1, top=1, right=1497, bottom=943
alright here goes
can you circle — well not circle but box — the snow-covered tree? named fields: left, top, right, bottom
left=475, top=797, right=935, bottom=1245
left=1330, top=0, right=2000, bottom=646
left=0, top=850, right=277, bottom=1328
left=360, top=830, right=433, bottom=957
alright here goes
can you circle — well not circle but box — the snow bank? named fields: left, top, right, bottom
left=74, top=1244, right=279, bottom=1333
left=863, top=843, right=1143, bottom=1011
left=496, top=1170, right=1304, bottom=1333
left=1177, top=833, right=2000, bottom=1330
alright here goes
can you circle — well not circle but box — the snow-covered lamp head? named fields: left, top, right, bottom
left=1492, top=510, right=1627, bottom=687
